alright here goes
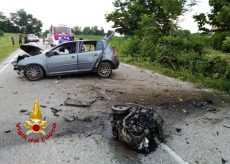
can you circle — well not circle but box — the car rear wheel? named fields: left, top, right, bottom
left=97, top=62, right=112, bottom=78
left=24, top=64, right=44, bottom=81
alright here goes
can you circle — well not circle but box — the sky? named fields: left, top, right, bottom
left=0, top=0, right=211, bottom=33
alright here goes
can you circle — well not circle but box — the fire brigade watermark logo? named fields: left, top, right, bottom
left=16, top=99, right=56, bottom=143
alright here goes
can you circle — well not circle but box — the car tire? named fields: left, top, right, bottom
left=97, top=62, right=112, bottom=78
left=24, top=64, right=44, bottom=81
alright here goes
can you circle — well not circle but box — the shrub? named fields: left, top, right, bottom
left=211, top=32, right=230, bottom=50
left=222, top=37, right=230, bottom=52
left=0, top=30, right=4, bottom=36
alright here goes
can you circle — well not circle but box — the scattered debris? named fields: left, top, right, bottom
left=111, top=105, right=164, bottom=153
left=176, top=128, right=182, bottom=133
left=192, top=100, right=220, bottom=112
left=4, top=130, right=11, bottom=133
left=217, top=131, right=219, bottom=136
left=20, top=109, right=27, bottom=113
left=64, top=98, right=96, bottom=107
left=222, top=158, right=228, bottom=164
left=223, top=124, right=230, bottom=129
left=40, top=105, right=47, bottom=108
left=50, top=107, right=62, bottom=117
left=64, top=115, right=76, bottom=122
left=50, top=107, right=62, bottom=113
left=182, top=109, right=188, bottom=114
left=13, top=91, right=18, bottom=94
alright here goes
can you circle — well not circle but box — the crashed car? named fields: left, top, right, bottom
left=12, top=32, right=119, bottom=81
left=27, top=34, right=39, bottom=43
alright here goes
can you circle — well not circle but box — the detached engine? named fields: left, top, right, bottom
left=111, top=105, right=164, bottom=153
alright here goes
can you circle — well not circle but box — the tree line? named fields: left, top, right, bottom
left=0, top=9, right=42, bottom=35
left=71, top=26, right=105, bottom=35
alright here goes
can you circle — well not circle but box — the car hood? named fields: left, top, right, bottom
left=20, top=43, right=44, bottom=56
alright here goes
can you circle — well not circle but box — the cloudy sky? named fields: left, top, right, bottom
left=0, top=0, right=211, bottom=33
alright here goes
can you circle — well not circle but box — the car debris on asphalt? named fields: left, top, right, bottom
left=111, top=104, right=164, bottom=153
left=20, top=109, right=27, bottom=113
left=50, top=107, right=62, bottom=117
left=4, top=130, right=11, bottom=133
left=64, top=98, right=96, bottom=107
left=63, top=115, right=76, bottom=122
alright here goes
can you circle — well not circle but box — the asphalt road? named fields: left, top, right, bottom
left=0, top=43, right=229, bottom=164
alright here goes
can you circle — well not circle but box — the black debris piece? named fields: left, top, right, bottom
left=50, top=107, right=62, bottom=113
left=40, top=105, right=47, bottom=108
left=222, top=158, right=228, bottom=164
left=4, top=130, right=11, bottom=133
left=176, top=128, right=182, bottom=133
left=20, top=109, right=27, bottom=113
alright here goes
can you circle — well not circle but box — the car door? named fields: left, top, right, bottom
left=46, top=42, right=78, bottom=74
left=77, top=41, right=103, bottom=71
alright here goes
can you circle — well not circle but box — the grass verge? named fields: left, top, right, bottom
left=120, top=55, right=230, bottom=93
left=0, top=33, right=19, bottom=61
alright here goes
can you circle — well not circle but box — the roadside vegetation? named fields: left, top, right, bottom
left=0, top=33, right=18, bottom=61
left=104, top=0, right=230, bottom=93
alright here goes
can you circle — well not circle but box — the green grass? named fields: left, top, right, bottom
left=0, top=33, right=19, bottom=61
left=75, top=35, right=103, bottom=40
left=204, top=48, right=230, bottom=62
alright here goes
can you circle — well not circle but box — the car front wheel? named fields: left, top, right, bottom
left=97, top=62, right=112, bottom=78
left=24, top=64, right=44, bottom=81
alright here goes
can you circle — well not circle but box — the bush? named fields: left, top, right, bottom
left=0, top=30, right=4, bottom=36
left=222, top=37, right=230, bottom=52
left=211, top=32, right=230, bottom=50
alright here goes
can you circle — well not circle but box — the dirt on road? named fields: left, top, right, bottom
left=0, top=54, right=229, bottom=164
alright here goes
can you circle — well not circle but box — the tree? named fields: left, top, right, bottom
left=72, top=26, right=82, bottom=35
left=10, top=9, right=42, bottom=34
left=0, top=12, right=18, bottom=32
left=194, top=0, right=230, bottom=32
left=105, top=0, right=195, bottom=36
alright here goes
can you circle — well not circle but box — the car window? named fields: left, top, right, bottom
left=52, top=42, right=76, bottom=55
left=80, top=41, right=99, bottom=53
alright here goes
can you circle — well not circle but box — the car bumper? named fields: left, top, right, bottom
left=113, top=59, right=120, bottom=69
left=12, top=61, right=25, bottom=71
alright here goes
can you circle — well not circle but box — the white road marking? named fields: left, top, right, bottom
left=0, top=50, right=20, bottom=73
left=159, top=143, right=189, bottom=164
left=154, top=138, right=189, bottom=164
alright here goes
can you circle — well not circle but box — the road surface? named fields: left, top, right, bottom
left=0, top=43, right=229, bottom=164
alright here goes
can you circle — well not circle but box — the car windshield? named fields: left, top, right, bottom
left=54, top=26, right=71, bottom=34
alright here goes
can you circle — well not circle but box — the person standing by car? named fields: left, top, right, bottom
left=58, top=35, right=64, bottom=44
left=10, top=35, right=15, bottom=46
left=18, top=33, right=23, bottom=45
left=24, top=34, right=28, bottom=44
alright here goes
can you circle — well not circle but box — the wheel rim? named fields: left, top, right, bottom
left=25, top=65, right=42, bottom=80
left=98, top=63, right=111, bottom=77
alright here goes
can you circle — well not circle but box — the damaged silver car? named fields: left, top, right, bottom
left=12, top=32, right=119, bottom=81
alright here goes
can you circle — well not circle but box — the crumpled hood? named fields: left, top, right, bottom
left=20, top=43, right=44, bottom=56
